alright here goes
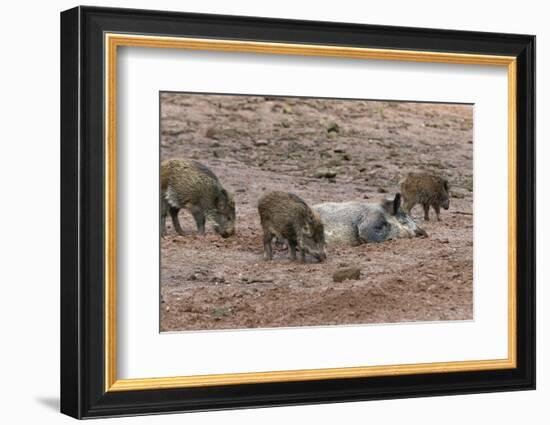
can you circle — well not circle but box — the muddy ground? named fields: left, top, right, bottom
left=159, top=93, right=473, bottom=332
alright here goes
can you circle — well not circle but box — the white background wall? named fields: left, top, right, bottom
left=0, top=1, right=545, bottom=423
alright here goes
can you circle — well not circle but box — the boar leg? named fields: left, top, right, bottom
left=299, top=246, right=307, bottom=263
left=423, top=203, right=430, bottom=221
left=402, top=199, right=415, bottom=215
left=434, top=204, right=441, bottom=221
left=169, top=207, right=186, bottom=236
left=161, top=199, right=168, bottom=236
left=263, top=231, right=273, bottom=260
left=288, top=239, right=297, bottom=260
left=191, top=210, right=206, bottom=235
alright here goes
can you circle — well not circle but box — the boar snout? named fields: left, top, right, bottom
left=415, top=227, right=428, bottom=237
left=214, top=224, right=235, bottom=238
left=315, top=251, right=327, bottom=262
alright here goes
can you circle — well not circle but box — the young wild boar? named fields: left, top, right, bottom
left=161, top=159, right=236, bottom=238
left=399, top=172, right=450, bottom=221
left=313, top=193, right=427, bottom=246
left=258, top=191, right=327, bottom=263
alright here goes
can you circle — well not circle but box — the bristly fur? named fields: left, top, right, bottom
left=313, top=195, right=426, bottom=246
left=161, top=159, right=235, bottom=237
left=399, top=172, right=450, bottom=221
left=258, top=191, right=326, bottom=262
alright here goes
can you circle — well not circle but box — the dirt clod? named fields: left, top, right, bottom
left=333, top=267, right=361, bottom=282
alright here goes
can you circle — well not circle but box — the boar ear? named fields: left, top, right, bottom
left=215, top=189, right=227, bottom=208
left=302, top=214, right=316, bottom=236
left=301, top=221, right=313, bottom=237
left=393, top=193, right=402, bottom=215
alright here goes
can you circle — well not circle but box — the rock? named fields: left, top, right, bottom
left=327, top=122, right=340, bottom=133
left=248, top=277, right=275, bottom=284
left=333, top=146, right=346, bottom=153
left=210, top=273, right=225, bottom=284
left=254, top=139, right=269, bottom=146
left=314, top=168, right=337, bottom=179
left=333, top=267, right=361, bottom=282
left=377, top=187, right=387, bottom=193
left=205, top=127, right=219, bottom=139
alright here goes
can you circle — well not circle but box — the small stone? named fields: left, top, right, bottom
left=333, top=267, right=361, bottom=282
left=314, top=168, right=337, bottom=179
left=377, top=187, right=387, bottom=193
left=327, top=122, right=340, bottom=133
left=451, top=190, right=465, bottom=199
left=254, top=139, right=269, bottom=146
left=205, top=128, right=219, bottom=139
left=210, top=273, right=225, bottom=284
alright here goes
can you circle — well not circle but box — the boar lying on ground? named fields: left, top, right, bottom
left=399, top=172, right=450, bottom=221
left=161, top=159, right=235, bottom=238
left=258, top=191, right=327, bottom=262
left=313, top=194, right=427, bottom=246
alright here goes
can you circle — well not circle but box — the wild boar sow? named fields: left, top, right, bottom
left=313, top=193, right=427, bottom=246
left=400, top=172, right=450, bottom=221
left=258, top=191, right=327, bottom=262
left=161, top=159, right=235, bottom=238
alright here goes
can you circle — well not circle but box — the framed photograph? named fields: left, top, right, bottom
left=60, top=6, right=535, bottom=419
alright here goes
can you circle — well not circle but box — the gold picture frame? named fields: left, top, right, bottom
left=104, top=34, right=517, bottom=392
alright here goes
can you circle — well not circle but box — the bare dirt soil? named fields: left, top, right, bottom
left=159, top=93, right=473, bottom=332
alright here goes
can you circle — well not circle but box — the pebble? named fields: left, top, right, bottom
left=210, top=273, right=225, bottom=284
left=314, top=168, right=337, bottom=179
left=327, top=122, right=340, bottom=133
left=333, top=267, right=361, bottom=282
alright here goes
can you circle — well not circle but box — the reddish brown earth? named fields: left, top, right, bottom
left=159, top=93, right=473, bottom=332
